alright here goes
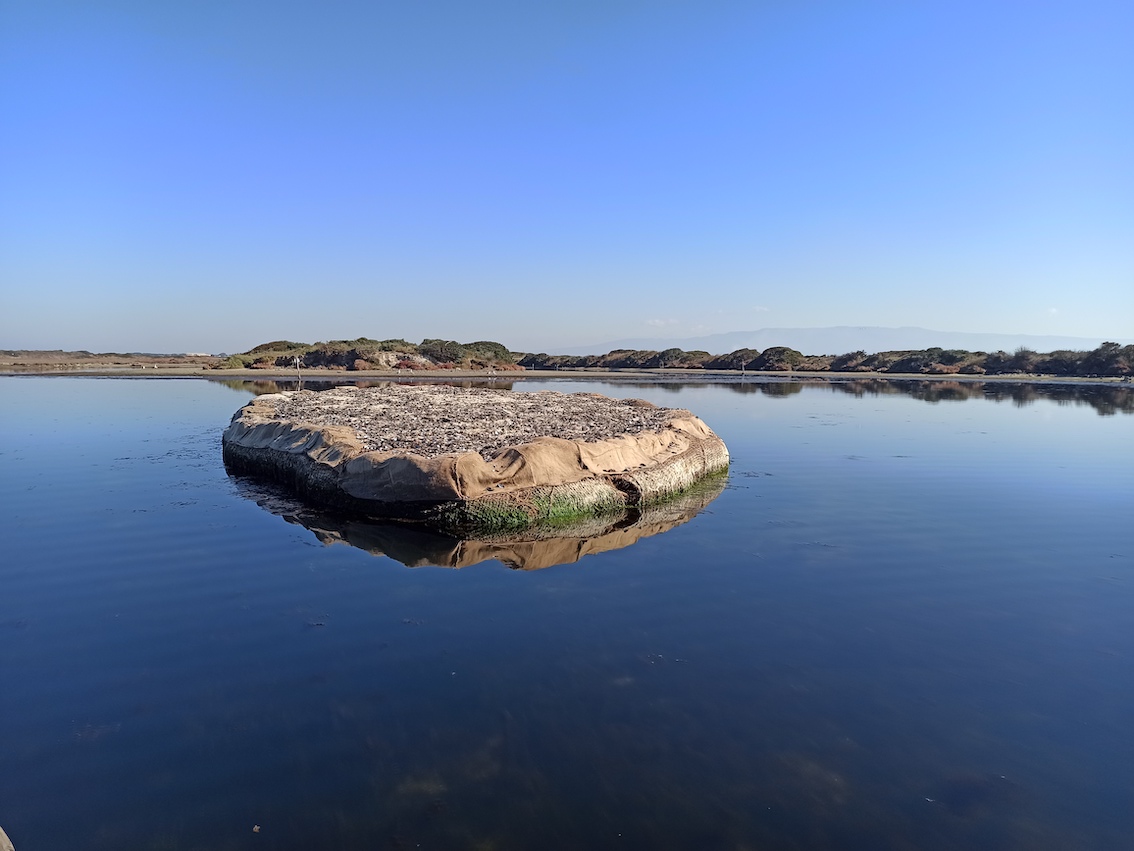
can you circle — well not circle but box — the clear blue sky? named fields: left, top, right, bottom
left=2, top=0, right=1131, bottom=353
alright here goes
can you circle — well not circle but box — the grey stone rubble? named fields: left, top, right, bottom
left=269, top=384, right=674, bottom=459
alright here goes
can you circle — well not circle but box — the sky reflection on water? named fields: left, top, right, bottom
left=1, top=376, right=1131, bottom=850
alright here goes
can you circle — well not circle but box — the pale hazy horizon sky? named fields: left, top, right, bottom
left=2, top=1, right=1131, bottom=354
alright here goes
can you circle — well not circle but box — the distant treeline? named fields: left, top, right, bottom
left=216, top=338, right=1133, bottom=378
left=518, top=342, right=1134, bottom=377
left=216, top=338, right=520, bottom=371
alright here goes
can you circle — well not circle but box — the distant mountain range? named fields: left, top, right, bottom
left=558, top=326, right=1131, bottom=357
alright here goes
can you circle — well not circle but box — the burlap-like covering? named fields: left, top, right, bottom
left=222, top=386, right=729, bottom=533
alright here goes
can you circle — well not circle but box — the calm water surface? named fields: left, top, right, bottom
left=1, top=376, right=1132, bottom=850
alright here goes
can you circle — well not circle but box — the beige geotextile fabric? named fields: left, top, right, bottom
left=223, top=389, right=728, bottom=506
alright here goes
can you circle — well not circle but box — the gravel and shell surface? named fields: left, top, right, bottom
left=269, top=385, right=678, bottom=459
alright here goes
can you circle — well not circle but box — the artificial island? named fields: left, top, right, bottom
left=222, top=384, right=730, bottom=535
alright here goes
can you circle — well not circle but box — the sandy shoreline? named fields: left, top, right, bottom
left=1, top=363, right=1128, bottom=385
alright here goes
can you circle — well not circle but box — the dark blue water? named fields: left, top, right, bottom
left=1, top=376, right=1132, bottom=850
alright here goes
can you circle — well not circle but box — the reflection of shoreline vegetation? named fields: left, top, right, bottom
left=716, top=379, right=1132, bottom=415
left=628, top=379, right=1133, bottom=414
left=827, top=379, right=1134, bottom=415
left=213, top=376, right=1133, bottom=416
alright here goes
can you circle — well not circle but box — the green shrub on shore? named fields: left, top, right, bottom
left=463, top=340, right=516, bottom=364
left=248, top=340, right=308, bottom=355
left=215, top=337, right=519, bottom=370
left=704, top=348, right=761, bottom=370
left=218, top=354, right=255, bottom=369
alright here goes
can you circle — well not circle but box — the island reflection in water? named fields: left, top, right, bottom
left=232, top=475, right=727, bottom=570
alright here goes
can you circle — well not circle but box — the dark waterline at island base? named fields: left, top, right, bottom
left=1, top=376, right=1132, bottom=850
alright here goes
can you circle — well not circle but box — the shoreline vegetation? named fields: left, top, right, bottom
left=2, top=337, right=1132, bottom=381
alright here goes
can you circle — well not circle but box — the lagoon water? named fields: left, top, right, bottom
left=1, top=375, right=1132, bottom=850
